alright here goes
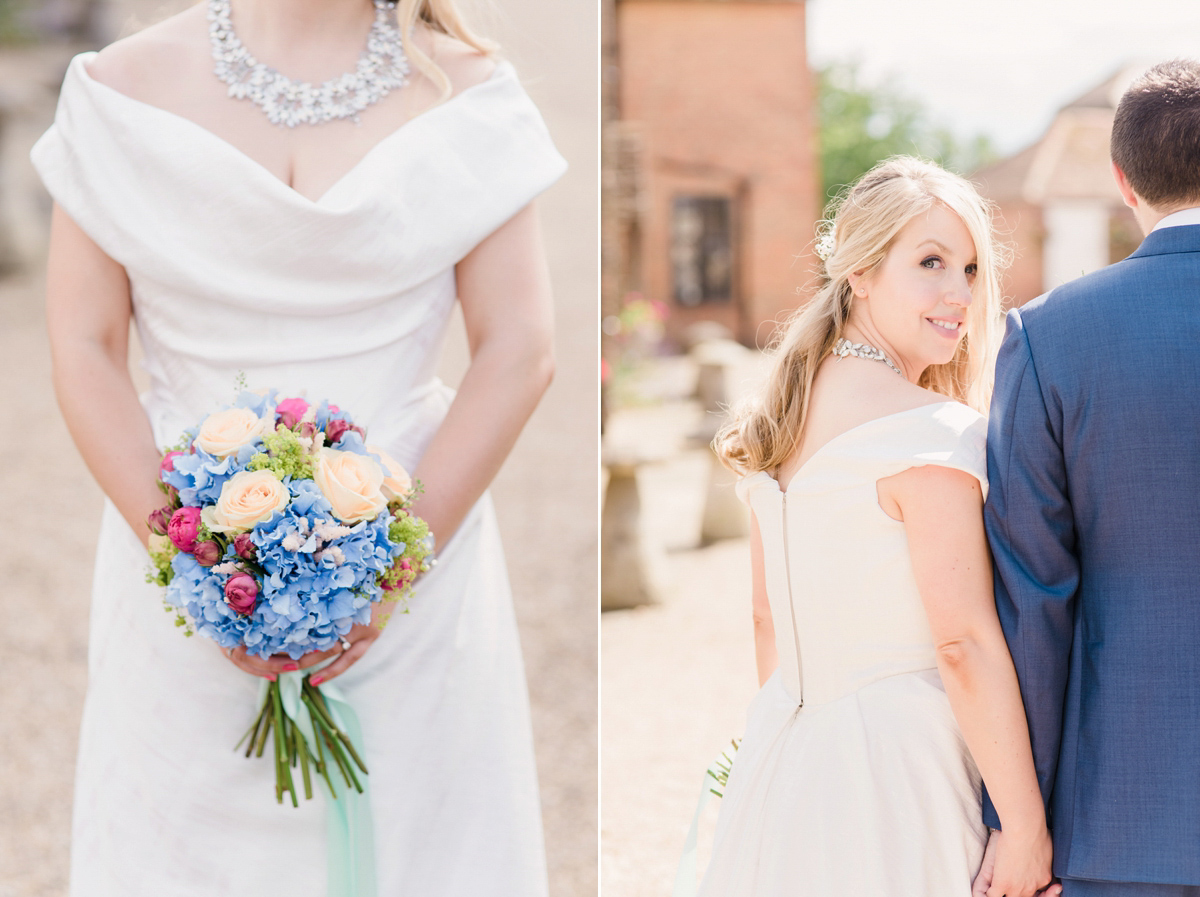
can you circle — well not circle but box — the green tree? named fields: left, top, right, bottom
left=0, top=0, right=31, bottom=44
left=817, top=63, right=998, bottom=207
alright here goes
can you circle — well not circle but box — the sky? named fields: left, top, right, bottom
left=807, top=0, right=1200, bottom=155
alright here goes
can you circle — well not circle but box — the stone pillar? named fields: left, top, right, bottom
left=692, top=339, right=751, bottom=544
left=1042, top=199, right=1110, bottom=290
left=601, top=452, right=672, bottom=610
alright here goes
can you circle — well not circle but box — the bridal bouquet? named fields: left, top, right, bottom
left=144, top=388, right=433, bottom=806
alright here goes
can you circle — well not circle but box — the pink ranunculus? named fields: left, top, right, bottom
left=193, top=540, right=221, bottom=566
left=325, top=419, right=351, bottom=445
left=224, top=573, right=259, bottom=615
left=276, top=397, right=310, bottom=430
left=167, top=507, right=203, bottom=553
left=160, top=451, right=184, bottom=474
left=146, top=506, right=172, bottom=536
left=297, top=421, right=317, bottom=441
left=233, top=533, right=257, bottom=560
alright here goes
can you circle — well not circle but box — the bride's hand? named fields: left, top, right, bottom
left=309, top=599, right=397, bottom=686
left=971, top=829, right=998, bottom=896
left=219, top=600, right=395, bottom=681
left=986, top=827, right=1061, bottom=897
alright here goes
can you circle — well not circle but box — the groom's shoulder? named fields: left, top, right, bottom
left=1017, top=251, right=1155, bottom=334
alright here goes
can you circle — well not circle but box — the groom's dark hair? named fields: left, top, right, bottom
left=1111, top=59, right=1200, bottom=208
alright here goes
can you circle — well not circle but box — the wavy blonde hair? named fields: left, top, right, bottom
left=715, top=156, right=1007, bottom=477
left=397, top=0, right=497, bottom=100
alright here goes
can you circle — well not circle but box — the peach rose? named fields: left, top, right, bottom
left=194, top=408, right=268, bottom=458
left=314, top=448, right=387, bottom=524
left=367, top=444, right=413, bottom=501
left=202, top=469, right=290, bottom=534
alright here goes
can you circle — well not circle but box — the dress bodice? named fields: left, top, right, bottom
left=737, top=401, right=988, bottom=708
left=30, top=52, right=566, bottom=470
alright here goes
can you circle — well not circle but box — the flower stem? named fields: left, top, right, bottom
left=297, top=732, right=313, bottom=800
left=237, top=697, right=270, bottom=755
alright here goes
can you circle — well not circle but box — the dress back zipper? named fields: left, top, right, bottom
left=781, top=493, right=804, bottom=707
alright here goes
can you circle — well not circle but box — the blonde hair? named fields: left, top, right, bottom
left=715, top=156, right=1006, bottom=477
left=397, top=0, right=497, bottom=100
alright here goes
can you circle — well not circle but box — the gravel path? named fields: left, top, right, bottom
left=0, top=0, right=597, bottom=892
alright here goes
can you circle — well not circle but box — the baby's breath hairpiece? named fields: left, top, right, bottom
left=814, top=230, right=836, bottom=262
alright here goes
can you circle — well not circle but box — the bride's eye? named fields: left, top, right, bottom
left=965, top=263, right=978, bottom=278
left=920, top=256, right=943, bottom=269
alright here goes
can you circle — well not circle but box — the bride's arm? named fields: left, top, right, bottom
left=44, top=203, right=162, bottom=550
left=405, top=201, right=555, bottom=547
left=750, top=511, right=777, bottom=686
left=46, top=205, right=299, bottom=682
left=881, top=463, right=1055, bottom=897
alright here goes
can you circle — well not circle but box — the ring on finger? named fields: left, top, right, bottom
left=339, top=637, right=352, bottom=652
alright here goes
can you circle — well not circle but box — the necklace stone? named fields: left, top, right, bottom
left=832, top=338, right=905, bottom=378
left=207, top=0, right=410, bottom=128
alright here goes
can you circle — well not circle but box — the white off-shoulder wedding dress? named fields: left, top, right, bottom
left=31, top=51, right=565, bottom=896
left=700, top=402, right=990, bottom=897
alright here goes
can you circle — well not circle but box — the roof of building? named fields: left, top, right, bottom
left=974, top=64, right=1148, bottom=206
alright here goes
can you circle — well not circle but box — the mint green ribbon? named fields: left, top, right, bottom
left=673, top=741, right=739, bottom=897
left=672, top=769, right=717, bottom=897
left=268, top=672, right=377, bottom=897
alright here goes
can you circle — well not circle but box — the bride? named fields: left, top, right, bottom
left=706, top=157, right=1058, bottom=897
left=32, top=0, right=565, bottom=892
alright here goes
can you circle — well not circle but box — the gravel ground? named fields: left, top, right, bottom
left=0, top=0, right=597, bottom=892
left=599, top=372, right=764, bottom=897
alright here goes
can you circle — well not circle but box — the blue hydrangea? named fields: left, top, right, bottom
left=163, top=477, right=403, bottom=660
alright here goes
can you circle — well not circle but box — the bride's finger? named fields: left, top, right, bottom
left=225, top=646, right=278, bottom=680
left=297, top=647, right=339, bottom=670
left=309, top=639, right=371, bottom=686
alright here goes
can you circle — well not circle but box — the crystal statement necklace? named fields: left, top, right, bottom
left=832, top=338, right=905, bottom=378
left=207, top=0, right=410, bottom=128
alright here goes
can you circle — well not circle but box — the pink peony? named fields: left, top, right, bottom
left=233, top=533, right=257, bottom=560
left=276, top=397, right=310, bottom=429
left=167, top=507, right=203, bottom=553
left=224, top=573, right=259, bottom=615
left=193, top=540, right=221, bottom=566
left=160, top=451, right=184, bottom=474
left=146, top=507, right=172, bottom=536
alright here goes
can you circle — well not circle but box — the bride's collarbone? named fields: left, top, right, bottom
left=86, top=12, right=495, bottom=199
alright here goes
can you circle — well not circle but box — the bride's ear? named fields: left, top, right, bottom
left=847, top=270, right=868, bottom=299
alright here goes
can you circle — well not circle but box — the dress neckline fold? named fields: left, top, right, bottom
left=70, top=51, right=511, bottom=207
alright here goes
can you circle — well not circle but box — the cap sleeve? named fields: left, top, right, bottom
left=878, top=402, right=988, bottom=498
left=29, top=53, right=141, bottom=267
left=431, top=59, right=568, bottom=261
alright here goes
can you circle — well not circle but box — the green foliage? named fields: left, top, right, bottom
left=0, top=0, right=31, bottom=45
left=146, top=537, right=180, bottom=588
left=817, top=63, right=998, bottom=207
left=249, top=425, right=317, bottom=480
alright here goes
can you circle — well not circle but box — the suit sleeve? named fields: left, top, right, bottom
left=980, top=308, right=1079, bottom=830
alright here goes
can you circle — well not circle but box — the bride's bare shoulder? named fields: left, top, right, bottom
left=85, top=6, right=208, bottom=102
left=413, top=26, right=499, bottom=96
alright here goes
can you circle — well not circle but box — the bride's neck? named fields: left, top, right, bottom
left=229, top=0, right=378, bottom=57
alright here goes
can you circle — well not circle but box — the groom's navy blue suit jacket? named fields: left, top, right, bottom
left=981, top=224, right=1200, bottom=885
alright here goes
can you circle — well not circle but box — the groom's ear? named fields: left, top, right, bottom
left=1111, top=162, right=1140, bottom=211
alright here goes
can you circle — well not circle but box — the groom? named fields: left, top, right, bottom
left=976, top=60, right=1200, bottom=897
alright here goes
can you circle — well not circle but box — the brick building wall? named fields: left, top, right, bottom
left=616, top=0, right=819, bottom=347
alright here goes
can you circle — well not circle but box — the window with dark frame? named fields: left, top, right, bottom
left=670, top=196, right=733, bottom=306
